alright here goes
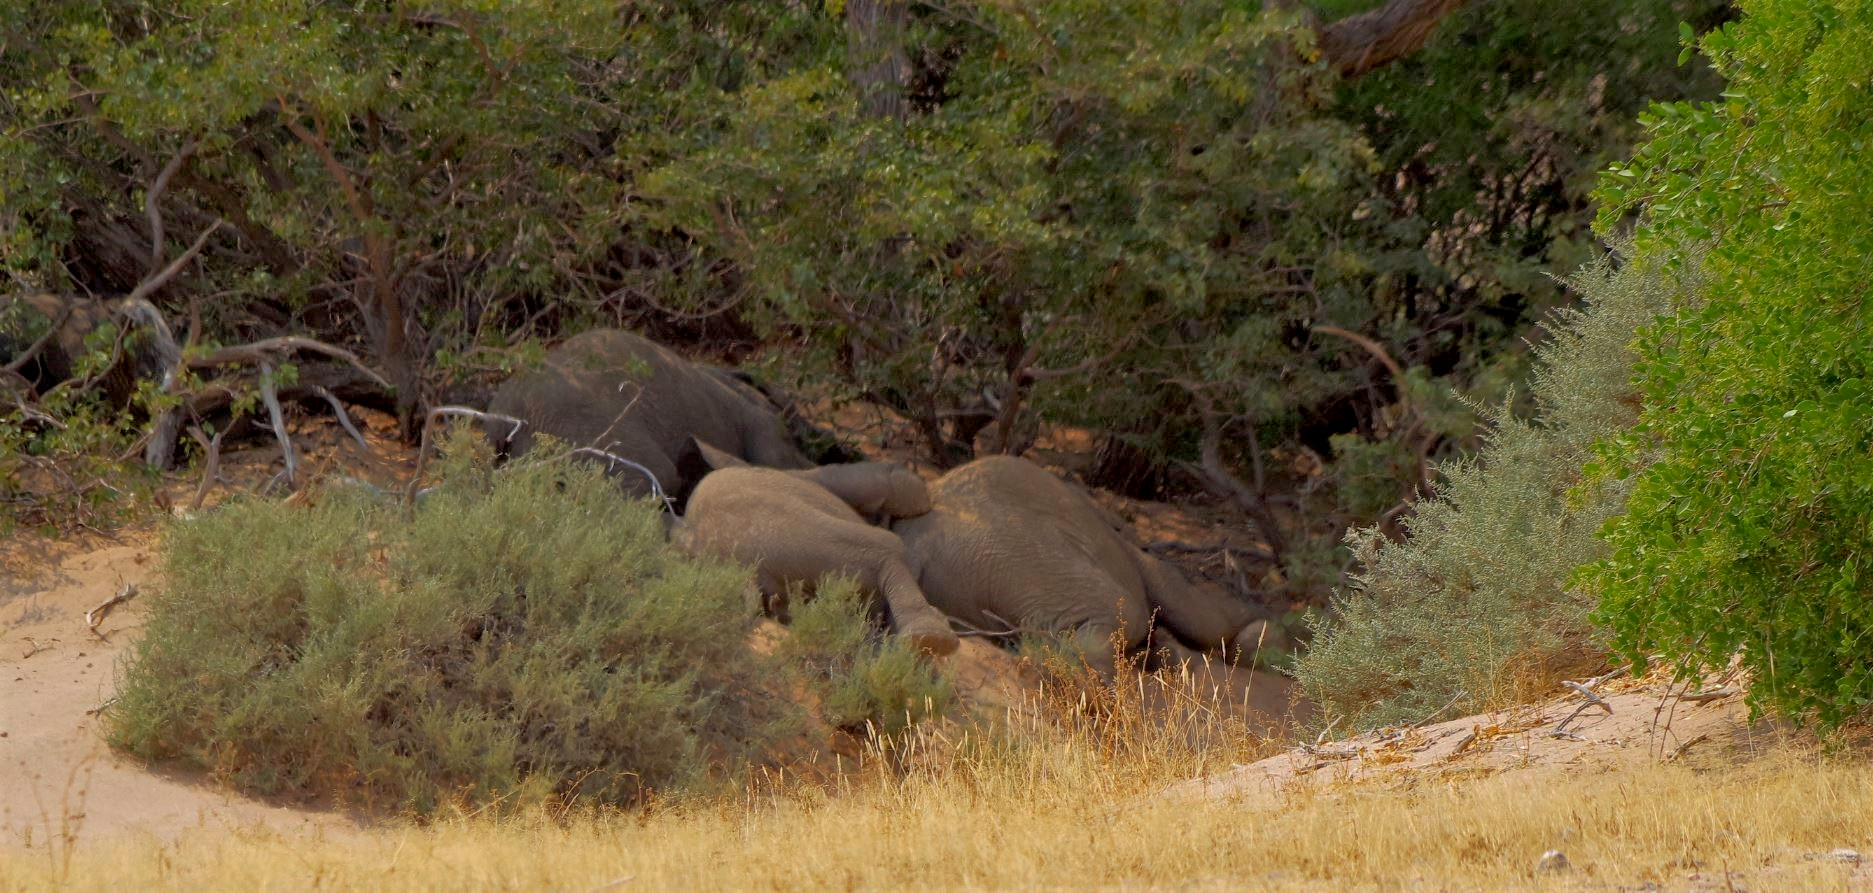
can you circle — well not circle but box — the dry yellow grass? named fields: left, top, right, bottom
left=6, top=686, right=1871, bottom=893
left=5, top=748, right=1869, bottom=891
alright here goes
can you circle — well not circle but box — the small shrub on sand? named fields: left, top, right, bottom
left=107, top=448, right=794, bottom=815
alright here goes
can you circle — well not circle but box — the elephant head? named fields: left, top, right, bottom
left=485, top=329, right=814, bottom=503
left=672, top=442, right=958, bottom=656
left=890, top=455, right=1272, bottom=677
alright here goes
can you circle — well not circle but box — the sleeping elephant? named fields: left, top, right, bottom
left=672, top=443, right=959, bottom=656
left=486, top=329, right=813, bottom=503
left=891, top=455, right=1268, bottom=677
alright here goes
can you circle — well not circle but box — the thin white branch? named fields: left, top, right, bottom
left=259, top=361, right=296, bottom=488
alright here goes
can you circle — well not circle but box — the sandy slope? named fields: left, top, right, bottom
left=0, top=535, right=363, bottom=850
left=1163, top=666, right=1782, bottom=808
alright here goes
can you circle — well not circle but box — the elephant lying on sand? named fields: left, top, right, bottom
left=892, top=455, right=1267, bottom=676
left=672, top=441, right=959, bottom=656
left=486, top=329, right=812, bottom=502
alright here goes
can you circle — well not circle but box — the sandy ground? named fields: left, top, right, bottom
left=0, top=534, right=367, bottom=850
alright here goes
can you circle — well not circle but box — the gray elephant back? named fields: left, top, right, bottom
left=486, top=329, right=809, bottom=498
left=893, top=455, right=1155, bottom=637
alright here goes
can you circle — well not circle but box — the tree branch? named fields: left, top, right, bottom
left=145, top=138, right=199, bottom=276
left=2, top=298, right=72, bottom=375
left=1316, top=0, right=1469, bottom=78
left=187, top=336, right=392, bottom=391
left=124, top=219, right=224, bottom=306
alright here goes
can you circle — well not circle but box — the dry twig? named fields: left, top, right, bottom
left=312, top=385, right=373, bottom=455
left=84, top=583, right=138, bottom=633
left=1553, top=666, right=1629, bottom=736
left=1666, top=732, right=1711, bottom=762
left=186, top=424, right=228, bottom=511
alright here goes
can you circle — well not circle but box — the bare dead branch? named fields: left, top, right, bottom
left=1143, top=539, right=1279, bottom=565
left=403, top=406, right=523, bottom=506
left=186, top=335, right=392, bottom=391
left=1409, top=688, right=1469, bottom=729
left=1299, top=742, right=1361, bottom=760
left=186, top=424, right=227, bottom=512
left=1446, top=727, right=1479, bottom=757
left=1312, top=324, right=1407, bottom=398
left=563, top=446, right=670, bottom=508
left=123, top=219, right=224, bottom=307
left=1175, top=384, right=1287, bottom=558
left=1553, top=666, right=1628, bottom=735
left=145, top=138, right=199, bottom=276
left=1666, top=732, right=1711, bottom=762
left=1560, top=679, right=1613, bottom=713
left=258, top=361, right=297, bottom=489
left=311, top=385, right=373, bottom=455
left=85, top=582, right=138, bottom=632
left=948, top=614, right=1024, bottom=639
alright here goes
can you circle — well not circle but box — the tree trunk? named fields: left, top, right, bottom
left=846, top=0, right=911, bottom=120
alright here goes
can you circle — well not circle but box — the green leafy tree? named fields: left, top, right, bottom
left=1, top=0, right=633, bottom=425
left=1584, top=0, right=1873, bottom=724
left=3, top=1, right=1730, bottom=595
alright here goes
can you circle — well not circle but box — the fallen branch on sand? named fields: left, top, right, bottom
left=1552, top=666, right=1628, bottom=737
left=85, top=583, right=139, bottom=634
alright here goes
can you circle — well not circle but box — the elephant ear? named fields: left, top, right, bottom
left=679, top=435, right=750, bottom=473
left=672, top=436, right=750, bottom=512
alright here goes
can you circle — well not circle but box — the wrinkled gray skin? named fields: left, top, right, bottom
left=673, top=444, right=959, bottom=656
left=486, top=329, right=812, bottom=501
left=892, top=455, right=1266, bottom=677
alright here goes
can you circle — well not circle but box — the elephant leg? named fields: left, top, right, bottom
left=1144, top=629, right=1206, bottom=672
left=868, top=558, right=961, bottom=657
left=797, top=463, right=930, bottom=521
left=1137, top=555, right=1260, bottom=661
left=749, top=520, right=959, bottom=657
left=1062, top=624, right=1126, bottom=680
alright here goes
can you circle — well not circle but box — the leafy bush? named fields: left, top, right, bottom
left=1, top=303, right=155, bottom=532
left=781, top=578, right=953, bottom=738
left=109, top=455, right=794, bottom=814
left=1296, top=254, right=1682, bottom=729
left=1584, top=0, right=1873, bottom=725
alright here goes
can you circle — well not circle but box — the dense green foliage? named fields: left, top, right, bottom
left=1298, top=254, right=1684, bottom=729
left=1, top=1, right=1726, bottom=585
left=110, top=455, right=793, bottom=814
left=1584, top=0, right=1873, bottom=725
